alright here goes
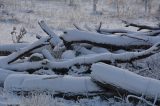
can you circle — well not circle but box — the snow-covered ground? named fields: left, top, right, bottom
left=0, top=0, right=159, bottom=44
left=0, top=89, right=134, bottom=106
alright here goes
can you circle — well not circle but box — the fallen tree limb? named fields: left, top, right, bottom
left=1, top=41, right=160, bottom=73
left=91, top=62, right=160, bottom=101
left=42, top=49, right=55, bottom=61
left=120, top=34, right=148, bottom=42
left=5, top=37, right=50, bottom=64
left=61, top=30, right=160, bottom=50
left=0, top=43, right=29, bottom=56
left=122, top=20, right=160, bottom=31
left=38, top=20, right=63, bottom=47
left=4, top=74, right=105, bottom=99
left=2, top=60, right=47, bottom=73
left=0, top=37, right=50, bottom=74
left=73, top=23, right=85, bottom=31
left=47, top=42, right=160, bottom=70
left=97, top=28, right=135, bottom=34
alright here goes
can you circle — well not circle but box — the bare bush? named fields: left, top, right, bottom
left=11, top=26, right=27, bottom=43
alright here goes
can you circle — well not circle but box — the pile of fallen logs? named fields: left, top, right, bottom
left=1, top=20, right=160, bottom=104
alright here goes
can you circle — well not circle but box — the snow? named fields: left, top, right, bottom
left=62, top=30, right=149, bottom=46
left=4, top=74, right=102, bottom=94
left=62, top=30, right=160, bottom=49
left=91, top=62, right=160, bottom=99
left=0, top=43, right=29, bottom=52
left=73, top=45, right=95, bottom=55
left=42, top=49, right=55, bottom=61
left=0, top=68, right=22, bottom=86
left=29, top=53, right=44, bottom=60
left=38, top=21, right=63, bottom=46
left=91, top=47, right=110, bottom=53
left=47, top=42, right=160, bottom=69
left=0, top=37, right=49, bottom=64
left=61, top=50, right=76, bottom=59
left=0, top=0, right=160, bottom=105
left=3, top=61, right=45, bottom=72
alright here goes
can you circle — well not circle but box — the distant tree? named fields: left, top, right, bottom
left=0, top=1, right=4, bottom=9
left=143, top=0, right=152, bottom=14
left=93, top=0, right=98, bottom=13
left=69, top=0, right=74, bottom=6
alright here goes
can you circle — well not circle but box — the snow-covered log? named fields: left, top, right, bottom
left=42, top=49, right=55, bottom=61
left=122, top=20, right=160, bottom=31
left=91, top=62, right=160, bottom=99
left=62, top=30, right=160, bottom=50
left=38, top=20, right=63, bottom=46
left=0, top=43, right=29, bottom=56
left=119, top=30, right=160, bottom=37
left=73, top=45, right=96, bottom=55
left=0, top=68, right=24, bottom=87
left=3, top=60, right=47, bottom=73
left=0, top=43, right=49, bottom=56
left=1, top=41, right=160, bottom=73
left=47, top=42, right=160, bottom=70
left=4, top=74, right=104, bottom=98
left=97, top=28, right=135, bottom=34
left=1, top=37, right=50, bottom=64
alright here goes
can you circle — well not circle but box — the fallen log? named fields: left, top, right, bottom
left=98, top=28, right=134, bottom=34
left=38, top=20, right=63, bottom=47
left=0, top=43, right=48, bottom=56
left=62, top=30, right=160, bottom=50
left=0, top=68, right=24, bottom=87
left=4, top=74, right=106, bottom=99
left=42, top=49, right=55, bottom=61
left=1, top=41, right=160, bottom=73
left=1, top=37, right=50, bottom=64
left=47, top=42, right=160, bottom=70
left=91, top=62, right=160, bottom=100
left=120, top=30, right=160, bottom=37
left=0, top=43, right=29, bottom=56
left=0, top=37, right=50, bottom=73
left=122, top=20, right=160, bottom=31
